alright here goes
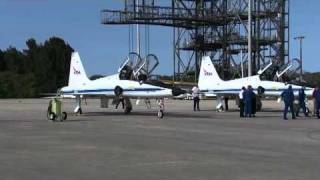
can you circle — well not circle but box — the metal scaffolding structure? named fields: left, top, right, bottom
left=101, top=0, right=290, bottom=82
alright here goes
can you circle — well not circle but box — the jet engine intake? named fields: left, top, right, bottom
left=257, top=86, right=265, bottom=95
left=114, top=86, right=123, bottom=96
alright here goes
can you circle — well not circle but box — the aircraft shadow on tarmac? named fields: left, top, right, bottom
left=71, top=111, right=211, bottom=119
left=199, top=108, right=283, bottom=113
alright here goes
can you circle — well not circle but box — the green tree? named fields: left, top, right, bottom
left=0, top=37, right=73, bottom=98
left=0, top=50, right=5, bottom=71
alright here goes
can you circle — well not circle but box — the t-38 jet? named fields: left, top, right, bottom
left=59, top=52, right=185, bottom=118
left=198, top=56, right=314, bottom=111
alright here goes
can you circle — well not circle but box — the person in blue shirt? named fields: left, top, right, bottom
left=314, top=87, right=320, bottom=119
left=281, top=85, right=296, bottom=120
left=244, top=85, right=254, bottom=118
left=296, top=87, right=308, bottom=117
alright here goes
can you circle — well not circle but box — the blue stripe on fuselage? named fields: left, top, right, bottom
left=62, top=88, right=164, bottom=94
left=201, top=88, right=312, bottom=93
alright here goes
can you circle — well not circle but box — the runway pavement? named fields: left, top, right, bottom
left=0, top=99, right=319, bottom=180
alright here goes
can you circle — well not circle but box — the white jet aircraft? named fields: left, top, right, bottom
left=198, top=56, right=314, bottom=111
left=59, top=52, right=184, bottom=117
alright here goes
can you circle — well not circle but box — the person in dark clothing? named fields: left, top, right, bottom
left=312, top=87, right=318, bottom=116
left=314, top=87, right=320, bottom=119
left=244, top=85, right=254, bottom=117
left=224, top=96, right=229, bottom=111
left=281, top=85, right=296, bottom=120
left=115, top=96, right=125, bottom=109
left=296, top=87, right=308, bottom=117
left=239, top=87, right=246, bottom=117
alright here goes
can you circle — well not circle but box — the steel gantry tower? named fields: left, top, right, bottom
left=101, top=0, right=289, bottom=82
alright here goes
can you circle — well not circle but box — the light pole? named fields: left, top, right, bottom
left=136, top=0, right=141, bottom=56
left=294, top=36, right=305, bottom=82
left=248, top=0, right=252, bottom=77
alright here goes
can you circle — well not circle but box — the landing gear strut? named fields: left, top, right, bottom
left=157, top=98, right=165, bottom=119
left=74, top=95, right=83, bottom=115
left=216, top=95, right=224, bottom=112
left=124, top=97, right=132, bottom=114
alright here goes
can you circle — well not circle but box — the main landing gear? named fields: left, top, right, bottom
left=74, top=95, right=83, bottom=115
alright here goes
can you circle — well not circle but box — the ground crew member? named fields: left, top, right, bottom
left=281, top=85, right=295, bottom=120
left=192, top=85, right=200, bottom=111
left=314, top=87, right=320, bottom=119
left=115, top=95, right=125, bottom=109
left=296, top=87, right=308, bottom=117
left=244, top=85, right=253, bottom=117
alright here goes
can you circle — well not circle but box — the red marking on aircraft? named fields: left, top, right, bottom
left=73, top=67, right=81, bottom=75
left=204, top=69, right=212, bottom=76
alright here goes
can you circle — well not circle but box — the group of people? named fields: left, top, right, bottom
left=192, top=84, right=320, bottom=120
left=281, top=85, right=320, bottom=120
left=239, top=85, right=257, bottom=118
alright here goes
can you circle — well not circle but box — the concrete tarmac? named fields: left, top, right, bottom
left=0, top=99, right=319, bottom=180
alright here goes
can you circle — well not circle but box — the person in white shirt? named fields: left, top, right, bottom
left=192, top=86, right=200, bottom=111
left=239, top=86, right=246, bottom=117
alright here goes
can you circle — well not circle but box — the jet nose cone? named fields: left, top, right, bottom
left=172, top=87, right=186, bottom=96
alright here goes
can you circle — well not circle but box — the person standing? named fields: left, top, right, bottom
left=281, top=85, right=295, bottom=120
left=251, top=89, right=257, bottom=117
left=296, top=87, right=308, bottom=117
left=192, top=85, right=200, bottom=111
left=244, top=85, right=253, bottom=117
left=239, top=87, right=246, bottom=117
left=312, top=87, right=318, bottom=116
left=115, top=95, right=125, bottom=109
left=314, top=87, right=320, bottom=119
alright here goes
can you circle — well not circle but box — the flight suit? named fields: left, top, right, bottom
left=296, top=89, right=308, bottom=117
left=244, top=89, right=253, bottom=117
left=281, top=86, right=295, bottom=120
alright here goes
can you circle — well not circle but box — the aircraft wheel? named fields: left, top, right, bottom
left=306, top=107, right=310, bottom=115
left=114, top=86, right=123, bottom=97
left=158, top=110, right=164, bottom=119
left=49, top=112, right=56, bottom=121
left=217, top=106, right=224, bottom=112
left=124, top=106, right=132, bottom=114
left=75, top=108, right=82, bottom=115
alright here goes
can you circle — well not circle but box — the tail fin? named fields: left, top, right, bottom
left=68, top=52, right=89, bottom=86
left=198, top=56, right=222, bottom=89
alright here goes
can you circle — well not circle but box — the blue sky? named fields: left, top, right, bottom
left=0, top=0, right=319, bottom=76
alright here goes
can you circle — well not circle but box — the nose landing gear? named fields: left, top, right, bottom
left=157, top=98, right=165, bottom=119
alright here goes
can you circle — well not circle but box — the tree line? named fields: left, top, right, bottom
left=0, top=37, right=73, bottom=98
